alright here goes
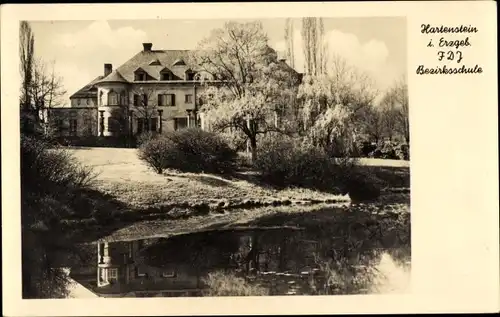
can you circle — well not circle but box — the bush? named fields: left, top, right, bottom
left=136, top=131, right=159, bottom=146
left=21, top=135, right=96, bottom=195
left=369, top=141, right=409, bottom=160
left=341, top=169, right=382, bottom=202
left=21, top=134, right=98, bottom=298
left=202, top=271, right=269, bottom=296
left=255, top=136, right=381, bottom=200
left=254, top=136, right=342, bottom=192
left=138, top=128, right=238, bottom=175
left=356, top=140, right=377, bottom=157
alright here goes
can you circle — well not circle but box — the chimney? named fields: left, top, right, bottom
left=104, top=63, right=112, bottom=77
left=143, top=43, right=153, bottom=52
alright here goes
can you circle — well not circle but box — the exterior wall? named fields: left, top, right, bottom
left=48, top=108, right=98, bottom=137
left=95, top=82, right=208, bottom=136
left=68, top=82, right=214, bottom=137
left=97, top=83, right=130, bottom=136
left=71, top=97, right=97, bottom=108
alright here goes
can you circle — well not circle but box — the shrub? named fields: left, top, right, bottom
left=254, top=136, right=341, bottom=192
left=341, top=169, right=382, bottom=202
left=202, top=271, right=269, bottom=296
left=255, top=135, right=381, bottom=200
left=356, top=140, right=377, bottom=158
left=138, top=128, right=238, bottom=175
left=21, top=135, right=96, bottom=195
left=136, top=131, right=159, bottom=146
left=369, top=141, right=409, bottom=160
left=21, top=134, right=98, bottom=298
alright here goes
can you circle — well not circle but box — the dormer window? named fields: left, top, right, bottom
left=185, top=70, right=195, bottom=81
left=172, top=58, right=186, bottom=66
left=149, top=59, right=161, bottom=66
left=160, top=67, right=172, bottom=81
left=161, top=72, right=171, bottom=81
left=135, top=72, right=146, bottom=81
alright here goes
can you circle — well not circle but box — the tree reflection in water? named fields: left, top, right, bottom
left=137, top=207, right=410, bottom=296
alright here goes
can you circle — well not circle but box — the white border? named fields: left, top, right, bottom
left=2, top=2, right=499, bottom=315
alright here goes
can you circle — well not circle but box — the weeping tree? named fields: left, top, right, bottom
left=298, top=55, right=378, bottom=156
left=193, top=21, right=300, bottom=162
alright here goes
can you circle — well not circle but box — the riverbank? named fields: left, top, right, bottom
left=69, top=147, right=409, bottom=211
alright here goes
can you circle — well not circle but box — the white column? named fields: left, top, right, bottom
left=103, top=242, right=111, bottom=264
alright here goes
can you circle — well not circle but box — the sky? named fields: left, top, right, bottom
left=29, top=18, right=406, bottom=105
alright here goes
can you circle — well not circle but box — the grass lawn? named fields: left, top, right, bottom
left=62, top=147, right=410, bottom=245
left=69, top=147, right=353, bottom=210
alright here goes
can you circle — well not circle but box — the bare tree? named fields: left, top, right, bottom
left=28, top=59, right=67, bottom=136
left=301, top=17, right=326, bottom=75
left=193, top=21, right=300, bottom=161
left=131, top=85, right=161, bottom=133
left=360, top=106, right=385, bottom=144
left=20, top=21, right=35, bottom=111
left=379, top=77, right=409, bottom=143
left=284, top=18, right=295, bottom=69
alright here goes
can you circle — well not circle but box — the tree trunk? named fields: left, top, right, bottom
left=249, top=137, right=257, bottom=163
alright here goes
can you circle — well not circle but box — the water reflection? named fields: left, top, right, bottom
left=70, top=204, right=410, bottom=297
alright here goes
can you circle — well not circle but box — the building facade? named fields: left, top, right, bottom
left=47, top=42, right=299, bottom=141
left=48, top=43, right=220, bottom=139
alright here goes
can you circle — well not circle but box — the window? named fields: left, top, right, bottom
left=135, top=72, right=146, bottom=81
left=161, top=72, right=171, bottom=81
left=136, top=118, right=157, bottom=133
left=158, top=94, right=175, bottom=107
left=162, top=271, right=176, bottom=278
left=150, top=117, right=158, bottom=132
left=83, top=118, right=93, bottom=135
left=186, top=72, right=195, bottom=81
left=54, top=119, right=62, bottom=132
left=108, top=268, right=118, bottom=280
left=137, top=118, right=144, bottom=134
left=185, top=94, right=193, bottom=104
left=135, top=267, right=147, bottom=278
left=77, top=99, right=81, bottom=105
left=134, top=94, right=140, bottom=107
left=134, top=94, right=148, bottom=107
left=69, top=119, right=78, bottom=135
left=107, top=117, right=121, bottom=132
left=174, top=117, right=188, bottom=131
left=86, top=99, right=91, bottom=105
left=108, top=91, right=119, bottom=105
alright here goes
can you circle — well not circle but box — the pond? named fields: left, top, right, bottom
left=68, top=201, right=411, bottom=298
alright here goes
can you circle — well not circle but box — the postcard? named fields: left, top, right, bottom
left=1, top=1, right=498, bottom=316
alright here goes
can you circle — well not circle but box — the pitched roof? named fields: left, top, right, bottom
left=69, top=76, right=103, bottom=99
left=70, top=46, right=300, bottom=98
left=114, top=50, right=199, bottom=82
left=96, top=70, right=128, bottom=84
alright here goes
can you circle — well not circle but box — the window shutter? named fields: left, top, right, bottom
left=158, top=94, right=162, bottom=106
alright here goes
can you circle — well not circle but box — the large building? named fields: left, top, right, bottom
left=48, top=43, right=222, bottom=139
left=47, top=42, right=299, bottom=142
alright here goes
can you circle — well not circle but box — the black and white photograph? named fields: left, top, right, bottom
left=18, top=17, right=412, bottom=299
left=3, top=2, right=499, bottom=315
